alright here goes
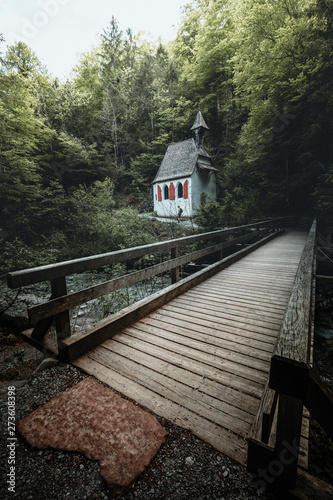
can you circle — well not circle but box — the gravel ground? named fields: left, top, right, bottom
left=0, top=362, right=273, bottom=500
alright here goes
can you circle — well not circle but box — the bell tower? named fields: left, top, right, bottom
left=190, top=110, right=209, bottom=149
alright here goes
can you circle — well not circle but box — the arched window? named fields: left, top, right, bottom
left=164, top=184, right=169, bottom=200
left=157, top=185, right=162, bottom=202
left=169, top=182, right=175, bottom=200
left=177, top=183, right=183, bottom=198
left=184, top=180, right=188, bottom=199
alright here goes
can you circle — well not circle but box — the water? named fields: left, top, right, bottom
left=0, top=271, right=171, bottom=333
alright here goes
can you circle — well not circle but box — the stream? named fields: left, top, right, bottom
left=0, top=270, right=172, bottom=335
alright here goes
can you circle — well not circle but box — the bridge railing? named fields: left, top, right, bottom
left=248, top=219, right=333, bottom=489
left=6, top=219, right=279, bottom=356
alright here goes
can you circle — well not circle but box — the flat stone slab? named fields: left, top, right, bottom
left=17, top=378, right=167, bottom=492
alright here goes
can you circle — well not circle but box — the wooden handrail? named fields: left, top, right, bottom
left=6, top=217, right=310, bottom=352
left=28, top=227, right=269, bottom=323
left=58, top=230, right=283, bottom=362
left=248, top=219, right=318, bottom=489
left=12, top=220, right=282, bottom=358
left=6, top=219, right=275, bottom=288
left=271, top=219, right=316, bottom=365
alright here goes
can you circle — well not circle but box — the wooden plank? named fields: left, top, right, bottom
left=59, top=231, right=283, bottom=362
left=215, top=264, right=300, bottom=276
left=173, top=296, right=283, bottom=326
left=98, top=341, right=259, bottom=414
left=203, top=277, right=293, bottom=293
left=165, top=297, right=284, bottom=329
left=86, top=347, right=253, bottom=435
left=105, top=336, right=264, bottom=398
left=118, top=328, right=270, bottom=382
left=153, top=309, right=278, bottom=345
left=148, top=306, right=278, bottom=345
left=215, top=274, right=298, bottom=287
left=189, top=288, right=288, bottom=313
left=73, top=355, right=249, bottom=465
left=185, top=290, right=287, bottom=317
left=250, top=380, right=277, bottom=442
left=289, top=469, right=333, bottom=500
left=248, top=226, right=314, bottom=479
left=132, top=320, right=272, bottom=362
left=197, top=281, right=291, bottom=298
left=160, top=303, right=280, bottom=336
left=142, top=315, right=276, bottom=352
left=127, top=324, right=271, bottom=372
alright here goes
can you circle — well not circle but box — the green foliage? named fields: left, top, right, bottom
left=193, top=200, right=224, bottom=230
left=313, top=165, right=333, bottom=233
left=1, top=2, right=333, bottom=273
left=0, top=234, right=68, bottom=274
left=67, top=178, right=157, bottom=256
left=194, top=185, right=259, bottom=230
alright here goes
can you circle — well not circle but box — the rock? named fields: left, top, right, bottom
left=17, top=378, right=167, bottom=493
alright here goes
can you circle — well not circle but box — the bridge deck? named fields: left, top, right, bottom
left=74, top=231, right=309, bottom=467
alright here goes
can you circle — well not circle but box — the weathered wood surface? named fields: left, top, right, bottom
left=28, top=228, right=269, bottom=324
left=271, top=220, right=316, bottom=365
left=7, top=220, right=274, bottom=288
left=51, top=277, right=71, bottom=342
left=73, top=231, right=308, bottom=465
left=248, top=221, right=316, bottom=483
left=61, top=230, right=282, bottom=362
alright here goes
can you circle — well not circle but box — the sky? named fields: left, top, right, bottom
left=1, top=0, right=187, bottom=79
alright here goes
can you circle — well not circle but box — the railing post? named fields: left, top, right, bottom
left=219, top=235, right=223, bottom=261
left=171, top=246, right=180, bottom=283
left=273, top=394, right=303, bottom=488
left=51, top=277, right=71, bottom=346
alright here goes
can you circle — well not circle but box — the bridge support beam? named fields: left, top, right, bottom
left=171, top=246, right=180, bottom=283
left=51, top=277, right=71, bottom=347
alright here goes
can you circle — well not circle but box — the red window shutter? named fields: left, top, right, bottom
left=184, top=180, right=188, bottom=199
left=157, top=185, right=162, bottom=202
left=169, top=182, right=175, bottom=200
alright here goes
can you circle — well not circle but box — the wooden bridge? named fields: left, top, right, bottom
left=6, top=217, right=333, bottom=494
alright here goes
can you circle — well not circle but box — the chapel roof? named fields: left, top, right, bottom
left=153, top=138, right=213, bottom=183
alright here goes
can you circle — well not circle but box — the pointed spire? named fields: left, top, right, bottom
left=191, top=111, right=209, bottom=149
left=190, top=111, right=209, bottom=131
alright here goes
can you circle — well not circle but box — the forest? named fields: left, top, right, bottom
left=1, top=0, right=333, bottom=274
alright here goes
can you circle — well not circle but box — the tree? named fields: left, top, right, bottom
left=225, top=0, right=333, bottom=215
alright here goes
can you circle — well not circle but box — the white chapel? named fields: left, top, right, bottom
left=152, top=111, right=218, bottom=218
